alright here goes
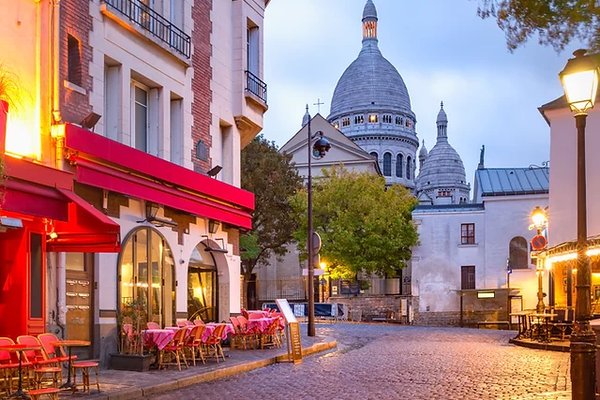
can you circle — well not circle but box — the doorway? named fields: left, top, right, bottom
left=187, top=244, right=217, bottom=323
left=65, top=253, right=93, bottom=359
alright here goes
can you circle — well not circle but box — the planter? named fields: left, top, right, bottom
left=109, top=353, right=155, bottom=372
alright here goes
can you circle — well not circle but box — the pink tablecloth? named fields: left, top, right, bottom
left=143, top=329, right=175, bottom=350
left=247, top=317, right=283, bottom=333
left=246, top=310, right=270, bottom=319
left=202, top=323, right=235, bottom=342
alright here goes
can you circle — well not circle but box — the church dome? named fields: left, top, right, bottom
left=416, top=103, right=470, bottom=204
left=328, top=1, right=412, bottom=120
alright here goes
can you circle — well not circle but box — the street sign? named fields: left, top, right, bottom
left=531, top=234, right=547, bottom=251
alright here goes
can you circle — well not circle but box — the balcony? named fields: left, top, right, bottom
left=102, top=0, right=191, bottom=58
left=245, top=70, right=267, bottom=104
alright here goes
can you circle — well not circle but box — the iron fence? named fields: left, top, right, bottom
left=245, top=70, right=267, bottom=103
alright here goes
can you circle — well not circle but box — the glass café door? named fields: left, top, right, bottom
left=65, top=253, right=93, bottom=359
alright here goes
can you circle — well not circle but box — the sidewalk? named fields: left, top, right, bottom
left=83, top=331, right=337, bottom=400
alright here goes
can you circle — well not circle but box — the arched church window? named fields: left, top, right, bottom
left=509, top=236, right=528, bottom=269
left=383, top=152, right=392, bottom=176
left=396, top=154, right=403, bottom=177
left=406, top=156, right=412, bottom=179
left=370, top=151, right=378, bottom=161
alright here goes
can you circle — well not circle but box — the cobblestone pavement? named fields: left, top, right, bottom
left=149, top=323, right=571, bottom=400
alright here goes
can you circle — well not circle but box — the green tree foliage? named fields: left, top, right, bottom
left=477, top=0, right=600, bottom=52
left=240, top=135, right=303, bottom=303
left=292, top=166, right=418, bottom=279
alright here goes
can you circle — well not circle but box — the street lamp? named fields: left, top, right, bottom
left=530, top=206, right=548, bottom=313
left=305, top=105, right=331, bottom=337
left=559, top=48, right=599, bottom=400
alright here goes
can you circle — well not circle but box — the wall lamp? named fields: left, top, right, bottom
left=208, top=219, right=220, bottom=234
left=207, top=165, right=222, bottom=178
left=140, top=202, right=178, bottom=228
left=80, top=112, right=101, bottom=131
left=201, top=235, right=228, bottom=253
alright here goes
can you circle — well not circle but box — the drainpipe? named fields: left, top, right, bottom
left=50, top=0, right=63, bottom=169
left=56, top=252, right=67, bottom=336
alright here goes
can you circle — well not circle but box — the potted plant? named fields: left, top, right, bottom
left=110, top=297, right=155, bottom=371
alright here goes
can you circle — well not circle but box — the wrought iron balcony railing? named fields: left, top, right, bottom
left=245, top=70, right=267, bottom=104
left=103, top=0, right=191, bottom=58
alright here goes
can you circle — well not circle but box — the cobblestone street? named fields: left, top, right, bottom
left=149, top=323, right=570, bottom=400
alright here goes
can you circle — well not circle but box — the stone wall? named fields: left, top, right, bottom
left=330, top=295, right=416, bottom=323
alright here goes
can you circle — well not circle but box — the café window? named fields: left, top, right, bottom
left=461, top=223, right=475, bottom=245
left=118, top=227, right=176, bottom=328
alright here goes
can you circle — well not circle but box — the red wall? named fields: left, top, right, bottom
left=0, top=220, right=46, bottom=339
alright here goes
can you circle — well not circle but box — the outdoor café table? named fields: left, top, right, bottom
left=246, top=317, right=277, bottom=334
left=52, top=339, right=90, bottom=389
left=509, top=311, right=531, bottom=339
left=142, top=329, right=175, bottom=351
left=529, top=313, right=557, bottom=342
left=0, top=343, right=38, bottom=399
left=202, top=323, right=235, bottom=342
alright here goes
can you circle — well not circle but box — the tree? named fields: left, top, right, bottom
left=292, top=166, right=418, bottom=280
left=477, top=0, right=600, bottom=52
left=240, top=135, right=303, bottom=308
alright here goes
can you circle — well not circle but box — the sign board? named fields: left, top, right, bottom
left=302, top=268, right=324, bottom=276
left=275, top=298, right=297, bottom=323
left=276, top=299, right=302, bottom=364
left=531, top=234, right=547, bottom=251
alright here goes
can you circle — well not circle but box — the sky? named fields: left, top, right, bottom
left=261, top=0, right=579, bottom=186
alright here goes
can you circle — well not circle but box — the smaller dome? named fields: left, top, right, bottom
left=436, top=101, right=447, bottom=124
left=419, top=140, right=428, bottom=157
left=362, top=0, right=377, bottom=21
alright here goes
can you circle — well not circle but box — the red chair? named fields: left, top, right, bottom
left=159, top=328, right=188, bottom=371
left=37, top=333, right=72, bottom=364
left=0, top=337, right=20, bottom=396
left=260, top=318, right=283, bottom=349
left=184, top=325, right=206, bottom=366
left=231, top=317, right=256, bottom=350
left=16, top=336, right=61, bottom=389
left=204, top=324, right=226, bottom=363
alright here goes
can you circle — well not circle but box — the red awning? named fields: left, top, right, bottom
left=2, top=178, right=69, bottom=221
left=48, top=189, right=121, bottom=253
left=64, top=124, right=255, bottom=230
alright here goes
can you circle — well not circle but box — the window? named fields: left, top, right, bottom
left=438, top=190, right=451, bottom=197
left=169, top=0, right=183, bottom=28
left=461, top=266, right=475, bottom=290
left=382, top=115, right=392, bottom=124
left=247, top=21, right=259, bottom=75
left=368, top=114, right=378, bottom=123
left=133, top=85, right=149, bottom=152
left=119, top=227, right=176, bottom=328
left=395, top=116, right=403, bottom=125
left=67, top=35, right=82, bottom=86
left=406, top=156, right=412, bottom=179
left=461, top=223, right=475, bottom=245
left=104, top=63, right=121, bottom=140
left=170, top=95, right=183, bottom=165
left=187, top=243, right=218, bottom=322
left=383, top=152, right=392, bottom=176
left=509, top=236, right=528, bottom=269
left=342, top=117, right=351, bottom=127
left=396, top=154, right=403, bottom=177
left=30, top=233, right=43, bottom=319
left=354, top=115, right=364, bottom=124
left=370, top=151, right=378, bottom=161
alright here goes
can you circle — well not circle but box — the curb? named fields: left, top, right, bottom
left=96, top=340, right=337, bottom=399
left=509, top=338, right=570, bottom=352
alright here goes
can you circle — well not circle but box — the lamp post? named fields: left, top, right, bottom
left=530, top=206, right=548, bottom=313
left=305, top=105, right=331, bottom=337
left=559, top=49, right=599, bottom=400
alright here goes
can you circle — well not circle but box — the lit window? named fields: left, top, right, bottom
left=333, top=121, right=339, bottom=129
left=369, top=114, right=378, bottom=123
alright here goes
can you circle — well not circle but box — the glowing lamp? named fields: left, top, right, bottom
left=559, top=49, right=600, bottom=115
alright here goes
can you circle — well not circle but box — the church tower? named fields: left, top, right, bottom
left=415, top=102, right=470, bottom=205
left=328, top=0, right=418, bottom=188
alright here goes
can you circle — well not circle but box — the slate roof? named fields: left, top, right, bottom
left=475, top=167, right=549, bottom=197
